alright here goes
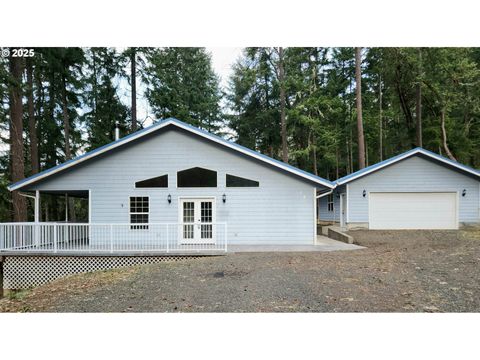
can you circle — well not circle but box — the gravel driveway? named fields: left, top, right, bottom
left=1, top=229, right=479, bottom=312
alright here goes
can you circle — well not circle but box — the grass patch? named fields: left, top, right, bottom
left=7, top=289, right=31, bottom=301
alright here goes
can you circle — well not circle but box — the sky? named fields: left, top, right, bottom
left=207, top=47, right=243, bottom=89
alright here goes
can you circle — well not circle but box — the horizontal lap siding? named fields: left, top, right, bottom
left=348, top=156, right=480, bottom=223
left=318, top=195, right=340, bottom=221
left=30, top=129, right=316, bottom=244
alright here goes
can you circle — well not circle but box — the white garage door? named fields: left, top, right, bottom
left=369, top=192, right=458, bottom=230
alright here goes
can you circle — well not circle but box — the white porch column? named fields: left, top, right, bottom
left=34, top=190, right=40, bottom=247
left=34, top=190, right=40, bottom=223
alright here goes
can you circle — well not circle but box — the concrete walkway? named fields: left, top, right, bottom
left=228, top=236, right=364, bottom=253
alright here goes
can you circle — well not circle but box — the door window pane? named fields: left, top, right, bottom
left=183, top=224, right=194, bottom=239
left=201, top=224, right=213, bottom=239
left=201, top=201, right=212, bottom=223
left=183, top=202, right=194, bottom=223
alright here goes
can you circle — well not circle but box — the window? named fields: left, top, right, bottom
left=327, top=193, right=334, bottom=212
left=135, top=174, right=168, bottom=188
left=177, top=167, right=217, bottom=187
left=226, top=174, right=259, bottom=187
left=130, top=196, right=149, bottom=229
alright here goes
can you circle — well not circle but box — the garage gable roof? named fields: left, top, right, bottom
left=9, top=118, right=334, bottom=191
left=336, top=147, right=480, bottom=185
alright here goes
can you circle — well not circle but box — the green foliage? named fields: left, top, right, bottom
left=227, top=48, right=281, bottom=156
left=228, top=47, right=480, bottom=178
left=143, top=47, right=223, bottom=133
left=82, top=48, right=129, bottom=150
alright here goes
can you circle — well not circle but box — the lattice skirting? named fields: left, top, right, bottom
left=3, top=255, right=202, bottom=289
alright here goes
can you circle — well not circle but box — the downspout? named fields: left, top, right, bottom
left=316, top=189, right=333, bottom=199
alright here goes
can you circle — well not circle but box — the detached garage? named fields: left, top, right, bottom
left=331, top=148, right=480, bottom=230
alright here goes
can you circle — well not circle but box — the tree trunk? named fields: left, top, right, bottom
left=378, top=74, right=383, bottom=161
left=61, top=74, right=72, bottom=160
left=92, top=50, right=98, bottom=123
left=415, top=48, right=423, bottom=147
left=26, top=58, right=39, bottom=174
left=131, top=48, right=137, bottom=132
left=35, top=66, right=44, bottom=169
left=440, top=109, right=456, bottom=161
left=346, top=137, right=350, bottom=174
left=61, top=73, right=76, bottom=221
left=349, top=130, right=354, bottom=173
left=365, top=141, right=369, bottom=167
left=47, top=70, right=56, bottom=173
left=394, top=64, right=414, bottom=128
left=9, top=53, right=27, bottom=222
left=278, top=47, right=288, bottom=163
left=355, top=47, right=366, bottom=169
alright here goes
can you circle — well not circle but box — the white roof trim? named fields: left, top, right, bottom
left=9, top=118, right=334, bottom=191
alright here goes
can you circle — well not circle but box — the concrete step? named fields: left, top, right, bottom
left=325, top=225, right=354, bottom=244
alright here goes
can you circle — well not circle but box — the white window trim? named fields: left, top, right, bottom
left=129, top=196, right=150, bottom=229
left=327, top=193, right=334, bottom=212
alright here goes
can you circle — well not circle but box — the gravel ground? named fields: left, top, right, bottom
left=1, top=229, right=479, bottom=312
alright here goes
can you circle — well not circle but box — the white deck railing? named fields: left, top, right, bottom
left=0, top=222, right=227, bottom=254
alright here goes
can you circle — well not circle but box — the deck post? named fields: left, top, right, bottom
left=34, top=190, right=40, bottom=222
left=53, top=224, right=58, bottom=253
left=35, top=190, right=40, bottom=248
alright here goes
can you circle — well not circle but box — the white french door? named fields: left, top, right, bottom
left=179, top=198, right=216, bottom=244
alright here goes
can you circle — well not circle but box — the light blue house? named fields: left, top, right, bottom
left=318, top=148, right=480, bottom=230
left=5, top=118, right=335, bottom=251
left=5, top=119, right=480, bottom=256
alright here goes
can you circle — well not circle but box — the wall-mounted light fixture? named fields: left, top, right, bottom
left=222, top=194, right=226, bottom=203
left=462, top=189, right=466, bottom=197
left=167, top=194, right=172, bottom=204
left=362, top=190, right=366, bottom=198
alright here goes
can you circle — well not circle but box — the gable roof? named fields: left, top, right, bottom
left=336, top=147, right=480, bottom=185
left=9, top=118, right=334, bottom=191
